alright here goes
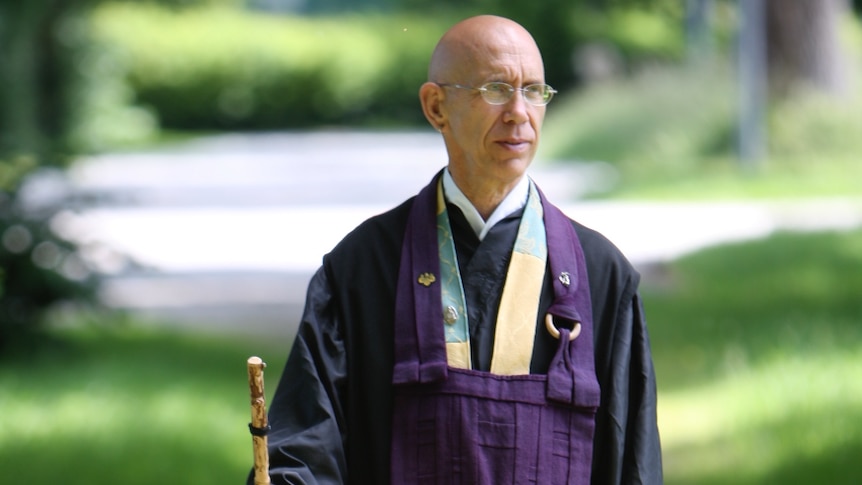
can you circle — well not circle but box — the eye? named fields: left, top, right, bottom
left=525, top=84, right=542, bottom=94
left=525, top=84, right=547, bottom=98
left=483, top=82, right=511, bottom=94
left=523, top=84, right=556, bottom=105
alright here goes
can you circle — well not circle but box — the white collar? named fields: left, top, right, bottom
left=442, top=169, right=530, bottom=241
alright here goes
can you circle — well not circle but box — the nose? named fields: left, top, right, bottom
left=502, top=90, right=530, bottom=124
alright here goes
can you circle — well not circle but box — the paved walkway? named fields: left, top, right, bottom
left=51, top=131, right=862, bottom=335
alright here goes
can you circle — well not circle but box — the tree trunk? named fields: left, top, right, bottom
left=765, top=0, right=853, bottom=98
left=737, top=0, right=768, bottom=164
left=686, top=0, right=715, bottom=61
left=0, top=1, right=82, bottom=163
left=0, top=3, right=47, bottom=157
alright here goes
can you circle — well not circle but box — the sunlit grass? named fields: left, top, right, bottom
left=0, top=327, right=287, bottom=485
left=660, top=350, right=862, bottom=484
left=643, top=228, right=862, bottom=484
left=600, top=155, right=862, bottom=200
left=646, top=229, right=862, bottom=389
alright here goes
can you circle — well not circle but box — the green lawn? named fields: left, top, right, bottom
left=647, top=228, right=862, bottom=484
left=0, top=327, right=287, bottom=484
left=1, top=228, right=860, bottom=484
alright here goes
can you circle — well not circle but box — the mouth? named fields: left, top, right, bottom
left=497, top=139, right=532, bottom=152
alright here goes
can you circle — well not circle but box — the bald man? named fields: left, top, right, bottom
left=252, top=16, right=662, bottom=484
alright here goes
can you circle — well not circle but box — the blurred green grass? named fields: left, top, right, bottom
left=1, top=228, right=860, bottom=483
left=648, top=228, right=862, bottom=484
left=0, top=327, right=287, bottom=484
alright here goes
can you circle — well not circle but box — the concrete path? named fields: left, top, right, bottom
left=50, top=131, right=862, bottom=336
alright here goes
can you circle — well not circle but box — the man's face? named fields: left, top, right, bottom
left=441, top=30, right=546, bottom=190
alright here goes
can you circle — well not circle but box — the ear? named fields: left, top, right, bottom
left=419, top=82, right=447, bottom=132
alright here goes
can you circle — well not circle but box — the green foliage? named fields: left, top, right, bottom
left=0, top=155, right=38, bottom=193
left=644, top=228, right=862, bottom=484
left=0, top=2, right=158, bottom=157
left=0, top=158, right=98, bottom=349
left=766, top=13, right=862, bottom=164
left=112, top=0, right=246, bottom=7
left=89, top=4, right=451, bottom=131
left=84, top=2, right=693, bottom=135
left=540, top=54, right=862, bottom=199
left=0, top=3, right=87, bottom=164
left=540, top=61, right=735, bottom=184
left=0, top=209, right=97, bottom=348
left=0, top=3, right=100, bottom=345
left=65, top=14, right=160, bottom=153
left=770, top=90, right=862, bottom=161
left=569, top=4, right=686, bottom=62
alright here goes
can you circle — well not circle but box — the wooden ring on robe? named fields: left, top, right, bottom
left=545, top=313, right=580, bottom=341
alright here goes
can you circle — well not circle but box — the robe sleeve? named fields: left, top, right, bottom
left=593, top=284, right=664, bottom=484
left=247, top=267, right=348, bottom=485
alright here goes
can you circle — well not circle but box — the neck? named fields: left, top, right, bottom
left=449, top=175, right=522, bottom=221
left=467, top=189, right=510, bottom=220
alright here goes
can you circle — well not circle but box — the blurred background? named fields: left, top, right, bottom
left=1, top=0, right=861, bottom=483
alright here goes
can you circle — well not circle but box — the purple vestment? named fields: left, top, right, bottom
left=390, top=176, right=600, bottom=484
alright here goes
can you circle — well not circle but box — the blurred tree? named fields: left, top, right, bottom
left=737, top=0, right=857, bottom=164
left=0, top=2, right=100, bottom=349
left=765, top=0, right=855, bottom=98
left=737, top=0, right=767, bottom=164
left=111, top=0, right=247, bottom=7
left=0, top=182, right=98, bottom=351
left=394, top=0, right=688, bottom=88
left=686, top=0, right=714, bottom=61
left=0, top=1, right=91, bottom=165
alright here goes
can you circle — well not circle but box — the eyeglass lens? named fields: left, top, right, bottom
left=481, top=82, right=554, bottom=106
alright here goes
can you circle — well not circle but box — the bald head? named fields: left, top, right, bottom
left=428, top=16, right=544, bottom=84
left=418, top=16, right=548, bottom=217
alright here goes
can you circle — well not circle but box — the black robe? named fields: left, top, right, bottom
left=252, top=190, right=663, bottom=484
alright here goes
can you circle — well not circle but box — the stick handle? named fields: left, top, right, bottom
left=247, top=356, right=271, bottom=485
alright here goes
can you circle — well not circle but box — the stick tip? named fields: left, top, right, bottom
left=248, top=356, right=264, bottom=366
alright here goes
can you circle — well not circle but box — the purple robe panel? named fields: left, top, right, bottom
left=391, top=173, right=599, bottom=484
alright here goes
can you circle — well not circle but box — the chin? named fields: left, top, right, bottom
left=501, top=156, right=533, bottom=173
left=491, top=159, right=531, bottom=184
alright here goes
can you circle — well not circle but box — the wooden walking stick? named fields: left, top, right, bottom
left=247, top=356, right=271, bottom=485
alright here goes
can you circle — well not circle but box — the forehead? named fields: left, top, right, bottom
left=437, top=21, right=545, bottom=83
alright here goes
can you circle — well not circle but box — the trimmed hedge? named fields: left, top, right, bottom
left=91, top=4, right=453, bottom=130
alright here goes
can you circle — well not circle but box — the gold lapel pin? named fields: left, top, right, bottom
left=418, top=272, right=436, bottom=287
